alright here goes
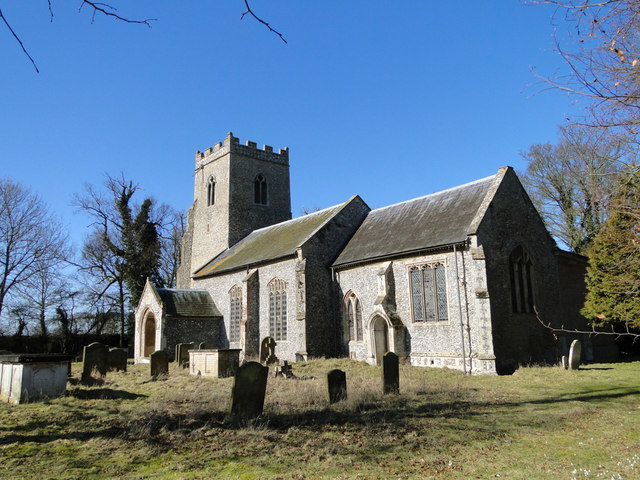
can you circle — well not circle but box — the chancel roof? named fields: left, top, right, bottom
left=156, top=288, right=221, bottom=318
left=332, top=174, right=498, bottom=268
left=194, top=197, right=361, bottom=277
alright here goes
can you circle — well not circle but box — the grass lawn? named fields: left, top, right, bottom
left=0, top=358, right=638, bottom=479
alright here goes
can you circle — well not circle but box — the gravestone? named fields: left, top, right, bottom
left=81, top=342, right=109, bottom=382
left=198, top=341, right=207, bottom=350
left=108, top=348, right=127, bottom=372
left=175, top=342, right=194, bottom=368
left=150, top=350, right=169, bottom=377
left=274, top=360, right=295, bottom=378
left=561, top=355, right=568, bottom=369
left=569, top=339, right=582, bottom=370
left=228, top=361, right=269, bottom=420
left=327, top=369, right=347, bottom=404
left=260, top=337, right=278, bottom=365
left=382, top=351, right=399, bottom=394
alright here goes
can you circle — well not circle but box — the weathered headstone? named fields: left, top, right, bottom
left=108, top=348, right=128, bottom=372
left=81, top=342, right=109, bottom=382
left=260, top=336, right=278, bottom=365
left=150, top=350, right=169, bottom=377
left=327, top=369, right=347, bottom=404
left=175, top=342, right=194, bottom=368
left=228, top=361, right=269, bottom=420
left=382, top=351, right=399, bottom=394
left=561, top=355, right=568, bottom=369
left=569, top=339, right=582, bottom=370
left=198, top=341, right=207, bottom=350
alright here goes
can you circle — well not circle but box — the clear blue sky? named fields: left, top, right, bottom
left=0, top=1, right=578, bottom=252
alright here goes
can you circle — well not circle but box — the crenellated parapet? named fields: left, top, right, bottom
left=195, top=132, right=289, bottom=167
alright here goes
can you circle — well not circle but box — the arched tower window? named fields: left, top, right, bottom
left=207, top=176, right=215, bottom=206
left=509, top=246, right=534, bottom=313
left=345, top=292, right=363, bottom=342
left=268, top=278, right=287, bottom=340
left=229, top=285, right=242, bottom=343
left=254, top=174, right=268, bottom=205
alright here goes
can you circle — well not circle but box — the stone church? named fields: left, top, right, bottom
left=134, top=132, right=599, bottom=375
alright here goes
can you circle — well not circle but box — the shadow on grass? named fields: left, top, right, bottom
left=2, top=386, right=638, bottom=449
left=67, top=388, right=147, bottom=400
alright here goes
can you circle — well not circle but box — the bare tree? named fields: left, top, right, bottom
left=156, top=207, right=185, bottom=289
left=0, top=178, right=68, bottom=320
left=533, top=1, right=640, bottom=137
left=520, top=125, right=631, bottom=252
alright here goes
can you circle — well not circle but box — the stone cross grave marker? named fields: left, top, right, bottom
left=175, top=342, right=194, bottom=368
left=569, top=339, right=582, bottom=370
left=260, top=336, right=278, bottom=365
left=382, top=351, right=399, bottom=394
left=108, top=348, right=127, bottom=372
left=228, top=361, right=269, bottom=420
left=81, top=342, right=109, bottom=382
left=327, top=369, right=347, bottom=404
left=150, top=350, right=169, bottom=377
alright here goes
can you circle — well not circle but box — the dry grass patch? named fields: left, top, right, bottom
left=0, top=358, right=638, bottom=479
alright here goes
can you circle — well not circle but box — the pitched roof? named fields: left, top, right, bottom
left=156, top=288, right=222, bottom=318
left=332, top=173, right=498, bottom=268
left=194, top=197, right=361, bottom=277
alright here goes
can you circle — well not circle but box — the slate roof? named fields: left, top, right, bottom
left=194, top=197, right=360, bottom=278
left=332, top=174, right=497, bottom=268
left=156, top=288, right=222, bottom=318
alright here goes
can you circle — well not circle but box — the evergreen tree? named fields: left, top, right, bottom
left=582, top=170, right=640, bottom=329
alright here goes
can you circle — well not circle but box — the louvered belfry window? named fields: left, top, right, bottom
left=268, top=278, right=287, bottom=340
left=409, top=263, right=449, bottom=322
left=254, top=174, right=267, bottom=205
left=207, top=177, right=215, bottom=206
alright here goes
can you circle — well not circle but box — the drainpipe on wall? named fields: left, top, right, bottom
left=454, top=244, right=468, bottom=375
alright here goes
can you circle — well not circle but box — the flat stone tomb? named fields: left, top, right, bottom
left=382, top=352, right=399, bottom=394
left=327, top=369, right=347, bottom=404
left=189, top=349, right=241, bottom=378
left=150, top=350, right=169, bottom=377
left=569, top=340, right=582, bottom=370
left=229, top=361, right=268, bottom=420
left=0, top=354, right=73, bottom=404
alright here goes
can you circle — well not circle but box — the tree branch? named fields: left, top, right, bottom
left=241, top=0, right=287, bottom=44
left=78, top=1, right=156, bottom=27
left=0, top=8, right=39, bottom=73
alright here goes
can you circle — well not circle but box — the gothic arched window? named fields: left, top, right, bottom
left=207, top=176, right=215, bottom=206
left=229, top=285, right=242, bottom=343
left=268, top=278, right=287, bottom=340
left=409, top=262, right=449, bottom=323
left=254, top=174, right=267, bottom=205
left=345, top=292, right=363, bottom=342
left=509, top=246, right=534, bottom=313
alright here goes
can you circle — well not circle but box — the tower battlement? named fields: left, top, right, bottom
left=195, top=132, right=289, bottom=166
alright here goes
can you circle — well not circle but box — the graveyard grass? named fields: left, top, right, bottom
left=1, top=359, right=639, bottom=479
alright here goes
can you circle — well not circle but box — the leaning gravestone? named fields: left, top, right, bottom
left=382, top=351, right=399, bottom=394
left=150, top=350, right=169, bottom=377
left=81, top=342, right=109, bottom=382
left=108, top=348, right=127, bottom=372
left=175, top=342, right=194, bottom=368
left=260, top=337, right=278, bottom=365
left=327, top=369, right=347, bottom=404
left=228, top=361, right=269, bottom=420
left=569, top=339, right=582, bottom=370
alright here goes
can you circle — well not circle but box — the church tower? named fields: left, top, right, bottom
left=176, top=133, right=292, bottom=288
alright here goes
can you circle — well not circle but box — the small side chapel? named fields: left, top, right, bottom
left=134, top=132, right=597, bottom=375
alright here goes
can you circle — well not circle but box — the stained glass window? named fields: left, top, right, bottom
left=409, top=262, right=449, bottom=322
left=268, top=278, right=287, bottom=340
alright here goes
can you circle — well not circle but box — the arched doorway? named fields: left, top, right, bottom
left=372, top=315, right=389, bottom=366
left=143, top=313, right=156, bottom=358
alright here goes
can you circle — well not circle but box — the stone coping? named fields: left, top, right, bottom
left=0, top=354, right=74, bottom=364
left=192, top=349, right=242, bottom=353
